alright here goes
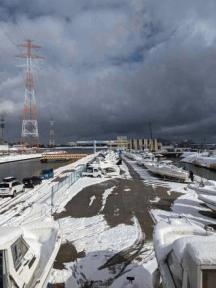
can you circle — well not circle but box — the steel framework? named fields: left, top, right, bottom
left=17, top=40, right=43, bottom=146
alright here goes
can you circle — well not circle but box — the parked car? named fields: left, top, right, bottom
left=23, top=178, right=34, bottom=188
left=0, top=180, right=24, bottom=197
left=31, top=176, right=42, bottom=185
left=40, top=169, right=54, bottom=180
left=23, top=176, right=42, bottom=189
left=82, top=167, right=102, bottom=178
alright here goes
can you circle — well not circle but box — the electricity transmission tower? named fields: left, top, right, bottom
left=17, top=39, right=43, bottom=146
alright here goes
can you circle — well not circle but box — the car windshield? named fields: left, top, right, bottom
left=0, top=183, right=9, bottom=188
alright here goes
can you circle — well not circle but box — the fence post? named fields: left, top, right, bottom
left=51, top=187, right=54, bottom=216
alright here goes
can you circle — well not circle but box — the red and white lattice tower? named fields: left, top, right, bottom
left=17, top=40, right=43, bottom=146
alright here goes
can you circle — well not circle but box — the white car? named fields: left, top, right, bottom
left=0, top=180, right=24, bottom=197
left=82, top=167, right=103, bottom=178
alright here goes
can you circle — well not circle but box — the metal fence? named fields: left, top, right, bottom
left=50, top=164, right=86, bottom=212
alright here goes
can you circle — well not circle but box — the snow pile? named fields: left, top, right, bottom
left=59, top=215, right=139, bottom=253
left=181, top=153, right=216, bottom=169
left=89, top=195, right=96, bottom=206
left=188, top=180, right=216, bottom=195
left=99, top=186, right=116, bottom=212
left=198, top=193, right=216, bottom=211
left=151, top=187, right=216, bottom=228
left=180, top=151, right=197, bottom=159
left=0, top=153, right=42, bottom=164
left=120, top=161, right=132, bottom=179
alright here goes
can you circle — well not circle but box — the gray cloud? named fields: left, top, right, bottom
left=0, top=0, right=216, bottom=143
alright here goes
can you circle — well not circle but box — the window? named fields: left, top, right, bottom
left=12, top=181, right=21, bottom=187
left=11, top=238, right=29, bottom=271
left=202, top=270, right=216, bottom=288
left=167, top=251, right=183, bottom=288
left=105, top=168, right=115, bottom=173
left=0, top=184, right=9, bottom=188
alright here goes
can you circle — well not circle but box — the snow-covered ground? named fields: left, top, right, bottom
left=141, top=162, right=216, bottom=229
left=1, top=151, right=155, bottom=287
left=151, top=188, right=216, bottom=229
left=50, top=155, right=216, bottom=288
left=0, top=153, right=42, bottom=163
left=48, top=156, right=159, bottom=288
left=3, top=151, right=216, bottom=288
left=50, top=216, right=158, bottom=288
left=126, top=156, right=216, bottom=226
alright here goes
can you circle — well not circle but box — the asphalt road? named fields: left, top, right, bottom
left=54, top=160, right=180, bottom=271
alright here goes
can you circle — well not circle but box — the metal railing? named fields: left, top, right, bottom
left=50, top=164, right=86, bottom=214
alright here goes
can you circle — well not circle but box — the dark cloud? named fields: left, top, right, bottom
left=1, top=0, right=216, bottom=143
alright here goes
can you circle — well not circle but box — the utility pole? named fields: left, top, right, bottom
left=0, top=116, right=5, bottom=143
left=148, top=121, right=153, bottom=139
left=49, top=118, right=55, bottom=147
left=16, top=39, right=43, bottom=146
left=93, top=140, right=96, bottom=154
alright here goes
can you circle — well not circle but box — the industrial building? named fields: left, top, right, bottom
left=128, top=138, right=162, bottom=152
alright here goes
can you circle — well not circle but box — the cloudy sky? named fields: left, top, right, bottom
left=0, top=0, right=216, bottom=143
